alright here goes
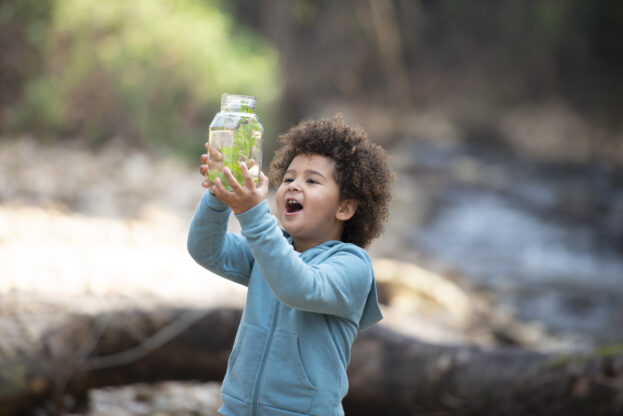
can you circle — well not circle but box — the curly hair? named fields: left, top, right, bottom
left=269, top=115, right=394, bottom=248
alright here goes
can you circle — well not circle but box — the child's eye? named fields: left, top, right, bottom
left=307, top=179, right=319, bottom=184
left=283, top=177, right=294, bottom=183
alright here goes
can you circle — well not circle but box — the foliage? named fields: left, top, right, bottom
left=4, top=0, right=280, bottom=158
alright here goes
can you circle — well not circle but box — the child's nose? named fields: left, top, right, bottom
left=287, top=180, right=301, bottom=191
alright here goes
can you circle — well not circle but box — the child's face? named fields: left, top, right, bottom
left=275, top=154, right=355, bottom=252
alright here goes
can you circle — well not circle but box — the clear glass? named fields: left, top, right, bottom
left=206, top=94, right=263, bottom=189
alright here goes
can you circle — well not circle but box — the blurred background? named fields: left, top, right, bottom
left=1, top=0, right=622, bottom=414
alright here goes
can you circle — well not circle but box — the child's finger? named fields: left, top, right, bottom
left=211, top=177, right=227, bottom=197
left=246, top=159, right=256, bottom=169
left=258, top=172, right=269, bottom=193
left=207, top=144, right=223, bottom=162
left=239, top=162, right=255, bottom=189
left=222, top=167, right=242, bottom=192
left=258, top=171, right=268, bottom=185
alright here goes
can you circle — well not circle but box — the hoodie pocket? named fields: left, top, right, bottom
left=262, top=332, right=316, bottom=414
left=222, top=323, right=265, bottom=402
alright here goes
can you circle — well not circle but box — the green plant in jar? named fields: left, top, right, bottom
left=206, top=94, right=263, bottom=190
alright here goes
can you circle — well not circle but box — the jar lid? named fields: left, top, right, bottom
left=221, top=94, right=256, bottom=113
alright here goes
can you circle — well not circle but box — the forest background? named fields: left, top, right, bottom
left=1, top=1, right=623, bottom=415
left=2, top=0, right=622, bottom=159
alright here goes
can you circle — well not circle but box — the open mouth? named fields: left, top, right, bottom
left=285, top=199, right=303, bottom=213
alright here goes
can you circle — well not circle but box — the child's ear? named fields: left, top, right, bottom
left=336, top=199, right=358, bottom=221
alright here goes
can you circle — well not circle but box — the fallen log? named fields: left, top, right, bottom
left=1, top=307, right=621, bottom=416
left=347, top=326, right=623, bottom=415
left=0, top=307, right=241, bottom=416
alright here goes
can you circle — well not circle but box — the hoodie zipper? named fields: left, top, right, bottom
left=251, top=300, right=280, bottom=416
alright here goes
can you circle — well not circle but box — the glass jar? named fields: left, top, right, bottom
left=206, top=93, right=263, bottom=189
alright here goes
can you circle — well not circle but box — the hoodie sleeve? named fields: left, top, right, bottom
left=187, top=191, right=255, bottom=286
left=236, top=200, right=383, bottom=329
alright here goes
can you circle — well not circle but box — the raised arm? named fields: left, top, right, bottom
left=236, top=201, right=377, bottom=326
left=187, top=191, right=255, bottom=286
left=188, top=144, right=256, bottom=286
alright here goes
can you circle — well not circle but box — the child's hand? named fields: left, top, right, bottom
left=211, top=161, right=268, bottom=214
left=199, top=142, right=257, bottom=188
left=199, top=143, right=224, bottom=188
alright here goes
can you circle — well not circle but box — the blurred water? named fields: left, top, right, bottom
left=404, top=139, right=623, bottom=346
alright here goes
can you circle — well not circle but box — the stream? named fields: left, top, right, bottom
left=390, top=137, right=623, bottom=348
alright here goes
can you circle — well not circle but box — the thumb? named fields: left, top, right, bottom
left=258, top=172, right=269, bottom=191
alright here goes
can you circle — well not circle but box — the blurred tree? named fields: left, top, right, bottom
left=0, top=1, right=53, bottom=130
left=230, top=0, right=622, bottom=156
left=1, top=0, right=280, bottom=157
left=2, top=1, right=621, bottom=159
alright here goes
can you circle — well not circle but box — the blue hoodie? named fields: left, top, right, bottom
left=187, top=191, right=383, bottom=416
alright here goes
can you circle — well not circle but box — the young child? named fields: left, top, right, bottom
left=187, top=115, right=394, bottom=416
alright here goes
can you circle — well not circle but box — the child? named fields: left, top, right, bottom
left=187, top=115, right=394, bottom=415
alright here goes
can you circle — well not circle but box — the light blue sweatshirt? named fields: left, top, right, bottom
left=187, top=191, right=383, bottom=416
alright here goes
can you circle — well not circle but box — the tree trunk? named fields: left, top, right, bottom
left=347, top=326, right=623, bottom=415
left=1, top=307, right=621, bottom=416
